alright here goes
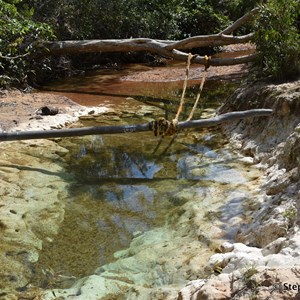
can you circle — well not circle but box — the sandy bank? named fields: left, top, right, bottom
left=0, top=89, right=108, bottom=132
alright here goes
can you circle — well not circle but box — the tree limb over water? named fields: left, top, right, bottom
left=0, top=109, right=272, bottom=142
left=39, top=8, right=258, bottom=66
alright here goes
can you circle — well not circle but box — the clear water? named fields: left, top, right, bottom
left=33, top=65, right=243, bottom=289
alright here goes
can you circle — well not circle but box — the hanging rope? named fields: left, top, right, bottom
left=150, top=53, right=210, bottom=137
left=150, top=53, right=193, bottom=137
left=186, top=55, right=210, bottom=121
left=175, top=52, right=194, bottom=121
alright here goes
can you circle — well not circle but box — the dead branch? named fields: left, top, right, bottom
left=220, top=7, right=259, bottom=35
left=164, top=33, right=254, bottom=50
left=37, top=8, right=258, bottom=66
left=0, top=109, right=272, bottom=142
left=0, top=53, right=30, bottom=60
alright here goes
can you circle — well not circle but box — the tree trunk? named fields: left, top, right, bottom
left=37, top=8, right=259, bottom=66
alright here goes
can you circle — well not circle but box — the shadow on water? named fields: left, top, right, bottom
left=32, top=64, right=243, bottom=289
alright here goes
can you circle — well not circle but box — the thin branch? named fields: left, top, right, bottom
left=220, top=7, right=259, bottom=35
left=0, top=53, right=30, bottom=60
left=164, top=49, right=258, bottom=66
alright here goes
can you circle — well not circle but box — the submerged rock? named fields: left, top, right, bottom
left=0, top=140, right=71, bottom=296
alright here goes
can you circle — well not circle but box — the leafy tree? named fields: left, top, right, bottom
left=0, top=0, right=54, bottom=87
left=221, top=0, right=259, bottom=21
left=172, top=0, right=230, bottom=39
left=0, top=0, right=269, bottom=87
left=253, top=0, right=300, bottom=80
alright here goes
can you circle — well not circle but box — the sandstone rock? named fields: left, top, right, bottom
left=262, top=237, right=286, bottom=255
left=220, top=242, right=234, bottom=253
left=0, top=140, right=70, bottom=294
left=177, top=280, right=206, bottom=300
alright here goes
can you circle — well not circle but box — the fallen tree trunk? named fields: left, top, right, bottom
left=38, top=8, right=258, bottom=66
left=0, top=109, right=272, bottom=142
left=42, top=37, right=257, bottom=66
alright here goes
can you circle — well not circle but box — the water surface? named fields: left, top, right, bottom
left=33, top=64, right=245, bottom=289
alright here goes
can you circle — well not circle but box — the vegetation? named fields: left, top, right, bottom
left=253, top=0, right=300, bottom=81
left=0, top=0, right=54, bottom=87
left=28, top=0, right=231, bottom=40
left=1, top=0, right=300, bottom=87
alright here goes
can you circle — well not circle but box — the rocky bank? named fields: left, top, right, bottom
left=0, top=91, right=108, bottom=298
left=178, top=79, right=300, bottom=300
left=0, top=77, right=299, bottom=300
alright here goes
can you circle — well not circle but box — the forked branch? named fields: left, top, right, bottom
left=38, top=8, right=258, bottom=66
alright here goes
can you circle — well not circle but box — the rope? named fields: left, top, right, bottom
left=149, top=117, right=178, bottom=137
left=150, top=53, right=209, bottom=137
left=186, top=56, right=209, bottom=121
left=204, top=55, right=211, bottom=71
left=175, top=53, right=193, bottom=121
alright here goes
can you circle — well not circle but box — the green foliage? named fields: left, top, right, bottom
left=0, top=0, right=263, bottom=87
left=172, top=0, right=231, bottom=39
left=0, top=0, right=54, bottom=87
left=29, top=0, right=178, bottom=40
left=283, top=207, right=297, bottom=228
left=29, top=0, right=243, bottom=41
left=253, top=0, right=300, bottom=81
left=221, top=0, right=259, bottom=20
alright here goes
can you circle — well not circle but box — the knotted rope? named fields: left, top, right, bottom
left=149, top=117, right=178, bottom=137
left=149, top=53, right=209, bottom=137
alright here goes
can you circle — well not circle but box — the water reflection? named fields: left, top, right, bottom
left=41, top=64, right=238, bottom=120
left=33, top=65, right=243, bottom=289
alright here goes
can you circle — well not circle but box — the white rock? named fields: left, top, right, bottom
left=220, top=242, right=234, bottom=253
left=177, top=279, right=206, bottom=300
left=238, top=156, right=254, bottom=164
left=262, top=237, right=286, bottom=255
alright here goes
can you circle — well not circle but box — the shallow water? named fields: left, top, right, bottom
left=42, top=64, right=238, bottom=119
left=32, top=65, right=248, bottom=290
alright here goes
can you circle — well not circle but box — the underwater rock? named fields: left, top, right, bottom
left=0, top=140, right=70, bottom=295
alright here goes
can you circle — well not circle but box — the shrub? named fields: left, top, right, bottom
left=172, top=0, right=230, bottom=39
left=253, top=0, right=300, bottom=81
left=0, top=0, right=54, bottom=87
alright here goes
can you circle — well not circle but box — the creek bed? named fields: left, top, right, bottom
left=1, top=64, right=263, bottom=298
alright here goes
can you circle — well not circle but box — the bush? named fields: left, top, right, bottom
left=253, top=0, right=300, bottom=81
left=172, top=0, right=230, bottom=39
left=0, top=0, right=54, bottom=87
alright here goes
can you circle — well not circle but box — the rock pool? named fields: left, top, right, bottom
left=0, top=65, right=263, bottom=299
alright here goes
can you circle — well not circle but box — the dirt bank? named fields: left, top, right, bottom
left=0, top=89, right=108, bottom=132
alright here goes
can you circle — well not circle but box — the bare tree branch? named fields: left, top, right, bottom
left=0, top=53, right=30, bottom=60
left=36, top=8, right=259, bottom=66
left=220, top=7, right=259, bottom=35
left=0, top=109, right=272, bottom=142
left=164, top=33, right=254, bottom=50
